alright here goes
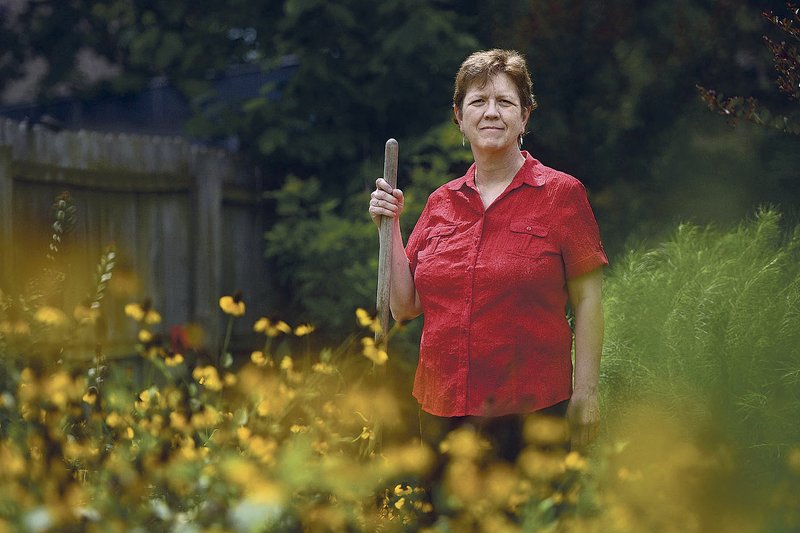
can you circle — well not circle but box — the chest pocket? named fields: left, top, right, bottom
left=508, top=219, right=550, bottom=256
left=419, top=224, right=457, bottom=259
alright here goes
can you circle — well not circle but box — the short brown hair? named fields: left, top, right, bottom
left=453, top=49, right=537, bottom=121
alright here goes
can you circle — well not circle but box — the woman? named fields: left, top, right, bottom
left=369, top=49, right=607, bottom=452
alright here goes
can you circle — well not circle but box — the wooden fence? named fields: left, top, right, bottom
left=0, top=118, right=271, bottom=359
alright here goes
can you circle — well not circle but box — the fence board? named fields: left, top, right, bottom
left=0, top=118, right=270, bottom=360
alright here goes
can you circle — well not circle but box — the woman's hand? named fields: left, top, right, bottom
left=567, top=388, right=600, bottom=450
left=369, top=178, right=404, bottom=227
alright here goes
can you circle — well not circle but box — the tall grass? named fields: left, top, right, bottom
left=602, top=207, right=800, bottom=471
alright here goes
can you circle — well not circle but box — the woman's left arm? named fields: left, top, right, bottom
left=566, top=266, right=604, bottom=450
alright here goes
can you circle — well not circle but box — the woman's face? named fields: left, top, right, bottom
left=456, top=73, right=530, bottom=154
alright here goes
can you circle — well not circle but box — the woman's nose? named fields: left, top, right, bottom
left=484, top=99, right=500, bottom=117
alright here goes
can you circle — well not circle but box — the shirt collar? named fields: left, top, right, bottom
left=446, top=151, right=546, bottom=190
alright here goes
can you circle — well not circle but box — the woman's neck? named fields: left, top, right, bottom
left=473, top=149, right=526, bottom=186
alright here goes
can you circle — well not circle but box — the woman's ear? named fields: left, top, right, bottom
left=521, top=105, right=532, bottom=133
left=453, top=105, right=462, bottom=127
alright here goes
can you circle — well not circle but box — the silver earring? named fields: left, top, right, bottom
left=462, top=135, right=466, bottom=148
left=518, top=134, right=524, bottom=149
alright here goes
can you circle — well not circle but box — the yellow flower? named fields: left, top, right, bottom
left=280, top=356, right=293, bottom=371
left=124, top=300, right=161, bottom=324
left=164, top=353, right=184, bottom=367
left=106, top=412, right=124, bottom=428
left=394, top=484, right=412, bottom=496
left=439, top=427, right=490, bottom=460
left=170, top=412, right=190, bottom=432
left=82, top=388, right=98, bottom=405
left=523, top=412, right=570, bottom=446
left=0, top=319, right=31, bottom=337
left=138, top=329, right=153, bottom=343
left=250, top=351, right=269, bottom=366
left=192, top=405, right=221, bottom=428
left=219, top=292, right=245, bottom=316
left=192, top=366, right=223, bottom=391
left=237, top=426, right=251, bottom=442
left=294, top=323, right=315, bottom=336
left=73, top=304, right=100, bottom=324
left=564, top=451, right=588, bottom=472
left=253, top=317, right=292, bottom=337
left=312, top=362, right=334, bottom=375
left=355, top=308, right=373, bottom=327
left=361, top=337, right=388, bottom=365
left=34, top=306, right=68, bottom=326
left=256, top=399, right=271, bottom=417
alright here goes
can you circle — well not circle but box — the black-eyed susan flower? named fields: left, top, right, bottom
left=356, top=308, right=373, bottom=327
left=219, top=291, right=245, bottom=316
left=192, top=366, right=223, bottom=391
left=294, top=323, right=315, bottom=336
left=250, top=350, right=269, bottom=367
left=164, top=353, right=184, bottom=367
left=124, top=299, right=161, bottom=324
left=253, top=317, right=292, bottom=337
left=361, top=337, right=388, bottom=365
left=82, top=387, right=98, bottom=406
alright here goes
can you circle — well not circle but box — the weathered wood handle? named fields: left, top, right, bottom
left=375, top=138, right=398, bottom=347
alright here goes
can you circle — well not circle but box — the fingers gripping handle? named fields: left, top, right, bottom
left=376, top=139, right=398, bottom=347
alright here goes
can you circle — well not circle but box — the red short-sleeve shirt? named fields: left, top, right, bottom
left=405, top=152, right=608, bottom=417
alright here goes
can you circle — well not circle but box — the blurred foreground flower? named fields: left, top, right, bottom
left=219, top=292, right=245, bottom=316
left=361, top=337, right=388, bottom=365
left=0, top=319, right=30, bottom=337
left=193, top=366, right=223, bottom=391
left=125, top=299, right=161, bottom=324
left=34, top=306, right=68, bottom=326
left=356, top=308, right=382, bottom=333
left=73, top=303, right=100, bottom=325
left=254, top=317, right=292, bottom=337
left=294, top=323, right=315, bottom=336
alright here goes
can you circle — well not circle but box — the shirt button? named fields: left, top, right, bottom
left=526, top=226, right=532, bottom=231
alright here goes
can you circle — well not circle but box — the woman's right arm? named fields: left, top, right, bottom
left=369, top=178, right=422, bottom=321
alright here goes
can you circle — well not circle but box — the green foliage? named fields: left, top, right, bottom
left=602, top=208, right=800, bottom=472
left=261, top=118, right=473, bottom=344
left=263, top=176, right=377, bottom=336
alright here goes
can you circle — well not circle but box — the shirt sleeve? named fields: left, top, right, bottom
left=559, top=179, right=609, bottom=279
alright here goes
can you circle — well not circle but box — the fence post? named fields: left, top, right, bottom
left=190, top=147, right=226, bottom=347
left=0, top=144, right=12, bottom=288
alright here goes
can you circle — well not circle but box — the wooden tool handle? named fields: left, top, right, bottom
left=375, top=138, right=398, bottom=347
